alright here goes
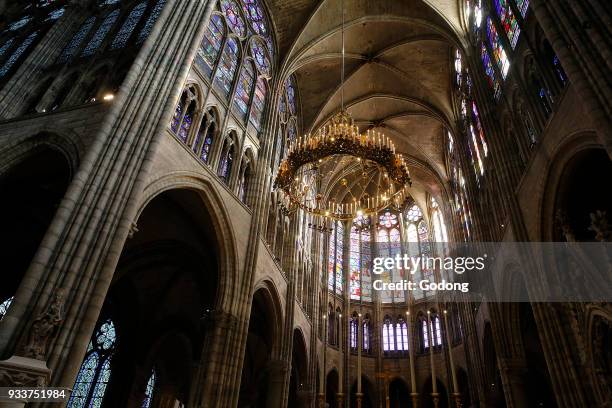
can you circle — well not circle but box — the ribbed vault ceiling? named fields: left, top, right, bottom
left=266, top=0, right=466, bottom=208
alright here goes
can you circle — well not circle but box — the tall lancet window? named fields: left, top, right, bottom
left=376, top=211, right=401, bottom=303
left=349, top=215, right=372, bottom=301
left=141, top=369, right=156, bottom=408
left=68, top=319, right=117, bottom=408
left=328, top=221, right=344, bottom=294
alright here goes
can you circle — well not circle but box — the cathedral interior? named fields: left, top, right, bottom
left=0, top=0, right=611, bottom=407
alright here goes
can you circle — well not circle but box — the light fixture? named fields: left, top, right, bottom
left=103, top=93, right=114, bottom=101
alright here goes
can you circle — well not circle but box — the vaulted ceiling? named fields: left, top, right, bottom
left=265, top=0, right=468, bottom=207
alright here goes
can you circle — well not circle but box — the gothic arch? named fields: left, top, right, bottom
left=539, top=130, right=602, bottom=241
left=138, top=173, right=239, bottom=312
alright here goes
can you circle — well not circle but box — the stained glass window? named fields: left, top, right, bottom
left=232, top=61, right=255, bottom=119
left=515, top=0, right=529, bottom=18
left=0, top=296, right=13, bottom=320
left=141, top=369, right=156, bottom=408
left=213, top=37, right=239, bottom=97
left=349, top=216, right=371, bottom=301
left=481, top=43, right=501, bottom=99
left=471, top=102, right=489, bottom=158
left=350, top=317, right=358, bottom=349
left=110, top=2, right=147, bottom=49
left=422, top=319, right=430, bottom=349
left=200, top=125, right=214, bottom=162
left=406, top=205, right=423, bottom=222
left=45, top=8, right=65, bottom=21
left=221, top=0, right=246, bottom=37
left=198, top=14, right=224, bottom=76
left=377, top=211, right=401, bottom=303
left=219, top=141, right=234, bottom=182
left=335, top=221, right=344, bottom=295
left=469, top=124, right=484, bottom=176
left=494, top=0, right=521, bottom=49
left=249, top=77, right=266, bottom=130
left=472, top=0, right=483, bottom=34
left=241, top=0, right=269, bottom=37
left=396, top=320, right=409, bottom=351
left=0, top=38, right=15, bottom=60
left=431, top=198, right=448, bottom=244
left=137, top=0, right=166, bottom=44
left=433, top=316, right=442, bottom=346
left=82, top=9, right=120, bottom=57
left=552, top=55, right=567, bottom=85
left=8, top=16, right=32, bottom=31
left=251, top=38, right=270, bottom=76
left=59, top=17, right=95, bottom=63
left=350, top=225, right=361, bottom=300
left=363, top=320, right=370, bottom=350
left=486, top=17, right=510, bottom=79
left=0, top=31, right=39, bottom=78
left=68, top=319, right=117, bottom=408
left=382, top=318, right=394, bottom=351
left=286, top=77, right=297, bottom=115
left=178, top=101, right=195, bottom=142
left=454, top=49, right=462, bottom=86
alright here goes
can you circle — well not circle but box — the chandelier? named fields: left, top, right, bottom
left=273, top=0, right=411, bottom=221
left=274, top=111, right=411, bottom=220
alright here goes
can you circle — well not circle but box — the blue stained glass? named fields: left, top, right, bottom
left=67, top=353, right=99, bottom=407
left=8, top=16, right=32, bottom=31
left=59, top=17, right=95, bottom=63
left=494, top=0, right=521, bottom=49
left=99, top=0, right=120, bottom=6
left=198, top=14, right=224, bottom=77
left=89, top=358, right=111, bottom=407
left=110, top=2, right=147, bottom=49
left=287, top=120, right=296, bottom=143
left=45, top=8, right=65, bottom=21
left=515, top=0, right=529, bottom=18
left=335, top=221, right=344, bottom=295
left=0, top=31, right=39, bottom=78
left=68, top=319, right=116, bottom=408
left=95, top=320, right=116, bottom=350
left=286, top=77, right=296, bottom=115
left=486, top=17, right=510, bottom=79
left=142, top=370, right=156, bottom=408
left=553, top=55, right=567, bottom=85
left=221, top=0, right=246, bottom=37
left=200, top=129, right=214, bottom=162
left=137, top=0, right=166, bottom=44
left=241, top=0, right=268, bottom=37
left=219, top=143, right=234, bottom=182
left=178, top=102, right=195, bottom=141
left=0, top=38, right=15, bottom=59
left=481, top=43, right=501, bottom=99
left=233, top=62, right=255, bottom=119
left=249, top=77, right=266, bottom=129
left=81, top=9, right=120, bottom=57
left=251, top=38, right=270, bottom=75
left=0, top=296, right=13, bottom=320
left=214, top=37, right=239, bottom=97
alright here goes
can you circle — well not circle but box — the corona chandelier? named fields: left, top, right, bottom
left=273, top=0, right=411, bottom=221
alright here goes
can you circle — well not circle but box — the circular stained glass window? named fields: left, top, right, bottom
left=251, top=38, right=270, bottom=75
left=221, top=0, right=246, bottom=37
